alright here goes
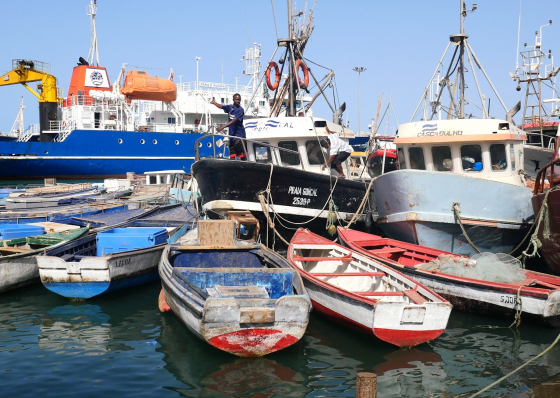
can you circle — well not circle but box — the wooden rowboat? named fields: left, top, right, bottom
left=0, top=227, right=89, bottom=293
left=287, top=228, right=452, bottom=348
left=158, top=240, right=312, bottom=357
left=337, top=227, right=560, bottom=327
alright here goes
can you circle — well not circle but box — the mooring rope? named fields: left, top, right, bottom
left=452, top=203, right=481, bottom=254
left=470, top=331, right=560, bottom=397
left=345, top=176, right=377, bottom=228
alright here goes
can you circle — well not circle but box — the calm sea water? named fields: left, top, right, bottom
left=1, top=281, right=559, bottom=397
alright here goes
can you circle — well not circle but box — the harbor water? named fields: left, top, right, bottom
left=1, top=281, right=559, bottom=397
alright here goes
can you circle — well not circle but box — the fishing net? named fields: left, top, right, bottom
left=414, top=252, right=526, bottom=283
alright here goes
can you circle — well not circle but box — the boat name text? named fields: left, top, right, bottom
left=116, top=258, right=131, bottom=267
left=417, top=130, right=463, bottom=137
left=288, top=186, right=317, bottom=196
left=501, top=296, right=517, bottom=305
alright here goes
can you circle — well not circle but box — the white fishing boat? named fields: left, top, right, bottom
left=372, top=1, right=534, bottom=256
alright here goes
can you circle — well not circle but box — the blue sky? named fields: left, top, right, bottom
left=0, top=0, right=558, bottom=133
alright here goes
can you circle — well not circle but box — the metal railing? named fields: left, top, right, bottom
left=194, top=132, right=304, bottom=169
left=534, top=160, right=559, bottom=194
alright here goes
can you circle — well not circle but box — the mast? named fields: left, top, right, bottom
left=87, top=0, right=100, bottom=66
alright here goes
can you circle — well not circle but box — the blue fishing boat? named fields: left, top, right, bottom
left=158, top=222, right=311, bottom=357
left=37, top=205, right=197, bottom=300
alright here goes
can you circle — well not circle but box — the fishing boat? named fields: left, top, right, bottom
left=0, top=226, right=88, bottom=293
left=192, top=3, right=375, bottom=245
left=509, top=20, right=559, bottom=178
left=158, top=220, right=311, bottom=357
left=287, top=228, right=452, bottom=347
left=36, top=205, right=197, bottom=300
left=338, top=227, right=560, bottom=327
left=372, top=2, right=533, bottom=256
left=532, top=162, right=560, bottom=276
left=4, top=187, right=103, bottom=210
left=0, top=1, right=268, bottom=179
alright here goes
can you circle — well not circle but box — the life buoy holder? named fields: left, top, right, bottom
left=294, top=60, right=309, bottom=88
left=109, top=114, right=117, bottom=121
left=265, top=62, right=280, bottom=91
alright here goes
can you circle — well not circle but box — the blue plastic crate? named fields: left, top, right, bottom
left=96, top=227, right=168, bottom=256
left=0, top=225, right=45, bottom=240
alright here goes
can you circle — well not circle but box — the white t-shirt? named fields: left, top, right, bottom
left=328, top=133, right=354, bottom=156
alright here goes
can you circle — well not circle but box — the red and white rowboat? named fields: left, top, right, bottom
left=287, top=228, right=452, bottom=347
left=337, top=227, right=560, bottom=327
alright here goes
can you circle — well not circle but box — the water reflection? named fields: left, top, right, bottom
left=156, top=314, right=309, bottom=397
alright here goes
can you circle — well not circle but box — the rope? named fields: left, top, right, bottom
left=345, top=177, right=376, bottom=228
left=507, top=285, right=523, bottom=329
left=521, top=187, right=555, bottom=260
left=452, top=203, right=481, bottom=254
left=470, top=331, right=560, bottom=397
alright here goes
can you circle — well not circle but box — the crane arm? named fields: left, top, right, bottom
left=0, top=59, right=60, bottom=103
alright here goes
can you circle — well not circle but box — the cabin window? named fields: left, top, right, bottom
left=490, top=144, right=507, bottom=171
left=278, top=141, right=300, bottom=166
left=397, top=148, right=406, bottom=170
left=253, top=142, right=271, bottom=164
left=408, top=147, right=426, bottom=170
left=149, top=176, right=157, bottom=184
left=305, top=140, right=327, bottom=165
left=167, top=117, right=176, bottom=124
left=431, top=146, right=453, bottom=172
left=259, top=101, right=265, bottom=107
left=461, top=144, right=483, bottom=172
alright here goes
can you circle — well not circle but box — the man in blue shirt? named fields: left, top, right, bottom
left=210, top=93, right=247, bottom=160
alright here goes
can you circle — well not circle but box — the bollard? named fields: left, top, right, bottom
left=356, top=372, right=377, bottom=398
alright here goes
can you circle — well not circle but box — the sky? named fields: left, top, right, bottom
left=0, top=0, right=558, bottom=134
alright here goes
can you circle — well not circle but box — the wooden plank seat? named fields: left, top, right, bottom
left=370, top=248, right=407, bottom=255
left=292, top=254, right=353, bottom=262
left=402, top=251, right=437, bottom=262
left=354, top=289, right=427, bottom=304
left=0, top=247, right=34, bottom=253
left=310, top=272, right=385, bottom=277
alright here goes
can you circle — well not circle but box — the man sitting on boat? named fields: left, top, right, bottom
left=321, top=127, right=353, bottom=178
left=211, top=94, right=247, bottom=161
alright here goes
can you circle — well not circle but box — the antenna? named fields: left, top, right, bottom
left=86, top=0, right=100, bottom=66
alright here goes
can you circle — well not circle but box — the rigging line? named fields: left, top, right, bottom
left=303, top=57, right=332, bottom=71
left=270, top=0, right=279, bottom=41
left=515, top=0, right=523, bottom=72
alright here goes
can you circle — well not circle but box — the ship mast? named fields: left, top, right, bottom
left=411, top=1, right=510, bottom=122
left=86, top=0, right=100, bottom=66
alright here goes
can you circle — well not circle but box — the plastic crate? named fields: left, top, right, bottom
left=0, top=225, right=45, bottom=240
left=96, top=227, right=168, bottom=256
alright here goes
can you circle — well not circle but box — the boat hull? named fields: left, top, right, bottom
left=0, top=129, right=213, bottom=179
left=532, top=190, right=560, bottom=275
left=159, top=245, right=311, bottom=357
left=373, top=170, right=533, bottom=255
left=193, top=158, right=374, bottom=243
left=0, top=256, right=40, bottom=293
left=38, top=246, right=165, bottom=300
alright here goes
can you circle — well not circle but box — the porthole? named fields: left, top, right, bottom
left=118, top=139, right=123, bottom=144
left=175, top=140, right=180, bottom=145
left=44, top=151, right=48, bottom=155
left=153, top=139, right=157, bottom=145
left=198, top=142, right=202, bottom=147
left=206, top=142, right=212, bottom=148
left=140, top=139, right=145, bottom=144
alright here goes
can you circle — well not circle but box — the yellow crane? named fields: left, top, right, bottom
left=0, top=59, right=63, bottom=141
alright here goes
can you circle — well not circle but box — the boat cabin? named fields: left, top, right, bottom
left=394, top=119, right=527, bottom=186
left=240, top=117, right=359, bottom=179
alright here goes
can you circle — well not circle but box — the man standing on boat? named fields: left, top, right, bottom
left=321, top=126, right=353, bottom=178
left=211, top=94, right=247, bottom=160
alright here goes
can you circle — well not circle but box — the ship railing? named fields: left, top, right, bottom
left=12, top=59, right=51, bottom=74
left=62, top=95, right=96, bottom=107
left=178, top=81, right=254, bottom=95
left=194, top=133, right=304, bottom=170
left=53, top=120, right=77, bottom=142
left=534, top=160, right=560, bottom=194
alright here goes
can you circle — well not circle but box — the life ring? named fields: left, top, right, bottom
left=109, top=114, right=116, bottom=121
left=61, top=121, right=66, bottom=128
left=294, top=60, right=309, bottom=88
left=265, top=62, right=280, bottom=90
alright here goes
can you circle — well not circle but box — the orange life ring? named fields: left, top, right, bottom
left=294, top=60, right=309, bottom=88
left=265, top=62, right=280, bottom=90
left=109, top=114, right=116, bottom=120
